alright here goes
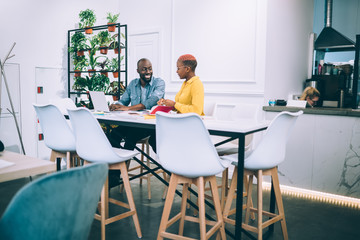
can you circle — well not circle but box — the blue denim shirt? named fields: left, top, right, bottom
left=118, top=76, right=165, bottom=109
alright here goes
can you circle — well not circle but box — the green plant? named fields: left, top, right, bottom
left=69, top=32, right=87, bottom=53
left=107, top=13, right=120, bottom=23
left=79, top=9, right=96, bottom=28
left=97, top=30, right=112, bottom=47
left=97, top=57, right=110, bottom=71
left=107, top=81, right=119, bottom=95
left=74, top=58, right=88, bottom=71
left=109, top=33, right=126, bottom=49
left=87, top=35, right=99, bottom=54
left=73, top=73, right=110, bottom=92
left=109, top=56, right=124, bottom=71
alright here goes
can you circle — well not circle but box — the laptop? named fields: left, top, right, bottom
left=89, top=91, right=110, bottom=112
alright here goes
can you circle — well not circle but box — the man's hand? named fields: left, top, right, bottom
left=109, top=104, right=130, bottom=111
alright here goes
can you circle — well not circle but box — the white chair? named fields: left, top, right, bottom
left=221, top=111, right=303, bottom=240
left=211, top=103, right=261, bottom=211
left=67, top=107, right=142, bottom=240
left=156, top=112, right=231, bottom=240
left=214, top=103, right=261, bottom=155
left=33, top=103, right=77, bottom=169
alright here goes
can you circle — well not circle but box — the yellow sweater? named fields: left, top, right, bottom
left=174, top=76, right=204, bottom=115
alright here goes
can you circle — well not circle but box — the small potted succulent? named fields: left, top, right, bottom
left=79, top=9, right=96, bottom=34
left=106, top=12, right=120, bottom=32
left=97, top=30, right=112, bottom=54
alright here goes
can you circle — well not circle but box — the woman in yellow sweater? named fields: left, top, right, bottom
left=158, top=54, right=204, bottom=115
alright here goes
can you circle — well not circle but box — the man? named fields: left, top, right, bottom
left=107, top=58, right=164, bottom=188
left=108, top=58, right=164, bottom=151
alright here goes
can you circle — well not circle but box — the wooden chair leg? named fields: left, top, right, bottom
left=157, top=174, right=179, bottom=240
left=178, top=183, right=190, bottom=236
left=197, top=177, right=207, bottom=240
left=209, top=176, right=226, bottom=240
left=271, top=168, right=288, bottom=240
left=244, top=174, right=254, bottom=224
left=223, top=167, right=237, bottom=222
left=119, top=162, right=142, bottom=238
left=257, top=170, right=263, bottom=240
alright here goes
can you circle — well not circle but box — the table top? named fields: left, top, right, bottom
left=95, top=111, right=270, bottom=136
left=0, top=151, right=56, bottom=183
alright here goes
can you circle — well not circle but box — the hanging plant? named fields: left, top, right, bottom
left=106, top=12, right=120, bottom=32
left=109, top=33, right=125, bottom=54
left=79, top=9, right=96, bottom=34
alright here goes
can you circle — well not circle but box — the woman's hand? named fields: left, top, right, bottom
left=157, top=98, right=165, bottom=106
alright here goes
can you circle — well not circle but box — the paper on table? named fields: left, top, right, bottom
left=0, top=159, right=15, bottom=169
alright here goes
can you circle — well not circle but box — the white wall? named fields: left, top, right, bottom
left=0, top=0, right=314, bottom=157
left=264, top=0, right=314, bottom=102
left=0, top=0, right=119, bottom=156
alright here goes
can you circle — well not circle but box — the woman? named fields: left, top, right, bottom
left=158, top=54, right=204, bottom=115
left=299, top=86, right=320, bottom=107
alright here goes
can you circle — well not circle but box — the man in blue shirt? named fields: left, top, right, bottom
left=108, top=58, right=165, bottom=151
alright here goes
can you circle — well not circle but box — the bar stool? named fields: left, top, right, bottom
left=221, top=111, right=303, bottom=240
left=68, top=107, right=142, bottom=240
left=156, top=112, right=231, bottom=240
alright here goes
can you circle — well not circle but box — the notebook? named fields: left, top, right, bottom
left=89, top=91, right=110, bottom=112
left=150, top=105, right=174, bottom=115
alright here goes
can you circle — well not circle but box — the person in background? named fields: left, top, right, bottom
left=157, top=54, right=204, bottom=115
left=299, top=86, right=320, bottom=108
left=106, top=58, right=164, bottom=187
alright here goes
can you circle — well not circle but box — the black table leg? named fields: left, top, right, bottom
left=235, top=135, right=245, bottom=240
left=269, top=179, right=275, bottom=233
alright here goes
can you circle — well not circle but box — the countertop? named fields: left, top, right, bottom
left=263, top=106, right=360, bottom=117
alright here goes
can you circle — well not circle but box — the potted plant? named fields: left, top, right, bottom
left=97, top=30, right=112, bottom=54
left=109, top=56, right=124, bottom=78
left=106, top=12, right=120, bottom=32
left=97, top=58, right=110, bottom=77
left=79, top=9, right=96, bottom=34
left=74, top=58, right=88, bottom=77
left=69, top=32, right=87, bottom=56
left=109, top=33, right=126, bottom=54
left=87, top=35, right=99, bottom=55
left=73, top=73, right=110, bottom=93
left=107, top=81, right=119, bottom=100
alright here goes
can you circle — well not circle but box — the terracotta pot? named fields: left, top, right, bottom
left=85, top=27, right=93, bottom=34
left=88, top=69, right=96, bottom=77
left=101, top=71, right=108, bottom=77
left=107, top=23, right=116, bottom=32
left=100, top=47, right=108, bottom=55
left=112, top=71, right=119, bottom=78
left=114, top=48, right=119, bottom=54
left=74, top=70, right=81, bottom=77
left=112, top=95, right=119, bottom=101
left=77, top=50, right=84, bottom=56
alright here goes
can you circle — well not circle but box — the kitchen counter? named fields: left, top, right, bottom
left=263, top=106, right=360, bottom=117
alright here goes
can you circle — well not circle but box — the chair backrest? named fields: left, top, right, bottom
left=50, top=98, right=77, bottom=115
left=245, top=111, right=303, bottom=170
left=33, top=103, right=76, bottom=152
left=67, top=107, right=130, bottom=163
left=0, top=163, right=108, bottom=240
left=156, top=112, right=227, bottom=178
